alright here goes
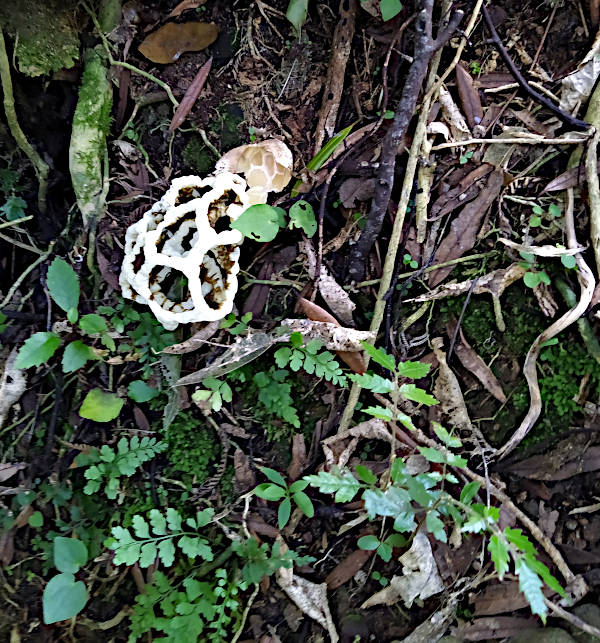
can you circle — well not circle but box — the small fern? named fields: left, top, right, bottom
left=78, top=436, right=167, bottom=500
left=274, top=332, right=347, bottom=386
left=109, top=507, right=214, bottom=568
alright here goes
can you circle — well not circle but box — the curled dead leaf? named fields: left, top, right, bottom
left=138, top=22, right=219, bottom=64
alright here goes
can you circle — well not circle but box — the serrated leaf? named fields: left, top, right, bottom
left=157, top=539, right=176, bottom=567
left=524, top=555, right=565, bottom=597
left=195, top=508, right=214, bottom=528
left=363, top=405, right=393, bottom=420
left=395, top=360, right=430, bottom=379
left=355, top=464, right=377, bottom=485
left=349, top=372, right=395, bottom=393
left=46, top=257, right=79, bottom=314
left=432, top=423, right=462, bottom=448
left=426, top=511, right=447, bottom=542
left=515, top=558, right=547, bottom=622
left=79, top=389, right=123, bottom=422
left=0, top=195, right=26, bottom=221
left=78, top=313, right=107, bottom=334
left=178, top=536, right=213, bottom=560
left=363, top=486, right=411, bottom=520
left=399, top=383, right=438, bottom=406
left=15, top=332, right=61, bottom=369
left=304, top=468, right=362, bottom=502
left=361, top=342, right=396, bottom=371
left=505, top=528, right=536, bottom=556
left=488, top=535, right=509, bottom=579
left=62, top=340, right=96, bottom=373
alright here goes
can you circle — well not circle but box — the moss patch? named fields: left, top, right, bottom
left=182, top=136, right=215, bottom=175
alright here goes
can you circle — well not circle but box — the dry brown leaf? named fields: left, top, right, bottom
left=322, top=418, right=390, bottom=469
left=361, top=531, right=444, bottom=608
left=0, top=348, right=27, bottom=429
left=447, top=322, right=507, bottom=403
left=538, top=501, right=559, bottom=538
left=0, top=462, right=27, bottom=483
left=167, top=0, right=206, bottom=18
left=454, top=616, right=539, bottom=641
left=138, top=22, right=218, bottom=64
left=439, top=85, right=470, bottom=141
left=325, top=548, right=373, bottom=590
left=277, top=539, right=339, bottom=643
left=0, top=529, right=14, bottom=567
left=338, top=177, right=376, bottom=208
left=456, top=63, right=483, bottom=129
left=287, top=434, right=307, bottom=481
left=532, top=281, right=558, bottom=317
left=429, top=169, right=504, bottom=287
left=162, top=321, right=220, bottom=354
left=473, top=581, right=539, bottom=616
left=430, top=164, right=493, bottom=219
left=544, top=161, right=600, bottom=192
left=234, top=448, right=255, bottom=493
left=169, top=57, right=212, bottom=132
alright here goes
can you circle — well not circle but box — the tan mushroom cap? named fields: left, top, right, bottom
left=215, top=139, right=293, bottom=202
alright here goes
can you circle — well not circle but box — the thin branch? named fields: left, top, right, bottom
left=481, top=3, right=589, bottom=130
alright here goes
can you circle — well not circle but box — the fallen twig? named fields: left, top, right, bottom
left=347, top=0, right=464, bottom=281
left=431, top=135, right=590, bottom=150
left=481, top=3, right=589, bottom=130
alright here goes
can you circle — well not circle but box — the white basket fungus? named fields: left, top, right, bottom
left=120, top=139, right=293, bottom=330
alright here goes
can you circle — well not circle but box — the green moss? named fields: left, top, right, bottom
left=182, top=137, right=215, bottom=175
left=0, top=0, right=80, bottom=77
left=211, top=104, right=244, bottom=150
left=162, top=410, right=220, bottom=483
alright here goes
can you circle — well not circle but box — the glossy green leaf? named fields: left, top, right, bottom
left=62, top=340, right=96, bottom=373
left=293, top=490, right=314, bottom=517
left=231, top=204, right=284, bottom=242
left=255, top=483, right=286, bottom=501
left=289, top=200, right=317, bottom=236
left=78, top=313, right=107, bottom=334
left=357, top=535, right=380, bottom=551
left=278, top=496, right=292, bottom=529
left=15, top=332, right=61, bottom=369
left=79, top=389, right=123, bottom=422
left=46, top=257, right=79, bottom=314
left=260, top=466, right=287, bottom=487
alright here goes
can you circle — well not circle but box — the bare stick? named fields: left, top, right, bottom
left=347, top=0, right=464, bottom=281
left=0, top=30, right=49, bottom=214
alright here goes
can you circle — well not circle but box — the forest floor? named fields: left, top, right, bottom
left=2, top=0, right=600, bottom=641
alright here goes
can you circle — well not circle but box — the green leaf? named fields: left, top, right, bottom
left=361, top=342, right=396, bottom=371
left=357, top=535, right=380, bottom=551
left=561, top=254, right=577, bottom=269
left=128, top=380, right=159, bottom=402
left=0, top=195, right=27, bottom=220
left=380, top=0, right=403, bottom=21
left=255, top=483, right=286, bottom=501
left=54, top=536, right=87, bottom=574
left=260, top=466, right=287, bottom=487
left=289, top=200, right=317, bottom=236
left=289, top=479, right=308, bottom=492
left=529, top=215, right=542, bottom=227
left=363, top=486, right=411, bottom=520
left=363, top=405, right=393, bottom=420
left=488, top=535, right=509, bottom=579
left=43, top=573, right=88, bottom=624
left=166, top=508, right=182, bottom=532
left=304, top=468, right=362, bottom=502
left=349, top=372, right=395, bottom=393
left=524, top=555, right=565, bottom=597
left=79, top=389, right=123, bottom=422
left=398, top=383, right=438, bottom=406
left=515, top=558, right=547, bottom=622
left=548, top=204, right=561, bottom=217
left=178, top=535, right=213, bottom=560
left=149, top=509, right=167, bottom=535
left=78, top=313, right=107, bottom=334
left=286, top=0, right=308, bottom=34
left=231, top=204, right=283, bottom=242
left=425, top=511, right=447, bottom=543
left=62, top=340, right=96, bottom=373
left=432, top=423, right=462, bottom=448
left=15, top=332, right=61, bottom=368
left=523, top=271, right=541, bottom=288
left=532, top=204, right=543, bottom=215
left=139, top=542, right=158, bottom=567
left=395, top=360, right=430, bottom=379
left=355, top=464, right=377, bottom=485
left=293, top=491, right=314, bottom=517
left=278, top=497, right=292, bottom=529
left=505, top=528, right=536, bottom=556
left=28, top=511, right=43, bottom=528
left=158, top=539, right=176, bottom=567
left=46, top=257, right=79, bottom=314
left=460, top=481, right=481, bottom=504
left=132, top=515, right=150, bottom=539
